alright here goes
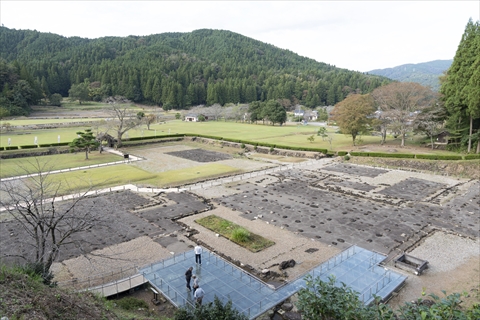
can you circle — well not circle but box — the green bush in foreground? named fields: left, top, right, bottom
left=115, top=297, right=149, bottom=311
left=297, top=275, right=479, bottom=320
left=175, top=296, right=248, bottom=320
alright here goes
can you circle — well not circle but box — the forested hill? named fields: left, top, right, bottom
left=0, top=27, right=390, bottom=115
left=367, top=60, right=452, bottom=91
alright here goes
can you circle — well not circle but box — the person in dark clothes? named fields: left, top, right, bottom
left=185, top=266, right=193, bottom=291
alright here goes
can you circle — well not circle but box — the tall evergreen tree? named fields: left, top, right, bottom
left=441, top=19, right=480, bottom=153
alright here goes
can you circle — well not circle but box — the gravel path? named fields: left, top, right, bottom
left=388, top=231, right=480, bottom=308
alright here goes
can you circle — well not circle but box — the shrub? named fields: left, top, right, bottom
left=20, top=145, right=38, bottom=149
left=297, top=275, right=479, bottom=320
left=240, top=143, right=245, bottom=149
left=337, top=151, right=348, bottom=156
left=116, top=297, right=149, bottom=311
left=367, top=152, right=415, bottom=159
left=344, top=155, right=350, bottom=161
left=253, top=145, right=258, bottom=151
left=231, top=228, right=251, bottom=243
left=20, top=262, right=55, bottom=286
left=39, top=142, right=70, bottom=147
left=175, top=296, right=248, bottom=320
left=464, top=154, right=480, bottom=160
left=350, top=151, right=415, bottom=159
left=415, top=154, right=463, bottom=160
left=269, top=146, right=275, bottom=152
left=4, top=146, right=18, bottom=150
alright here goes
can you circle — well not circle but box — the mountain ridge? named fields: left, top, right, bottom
left=367, top=59, right=452, bottom=91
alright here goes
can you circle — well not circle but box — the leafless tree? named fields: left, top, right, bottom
left=414, top=103, right=447, bottom=149
left=371, top=112, right=390, bottom=145
left=0, top=159, right=105, bottom=282
left=209, top=103, right=223, bottom=121
left=372, top=82, right=437, bottom=147
left=231, top=104, right=248, bottom=122
left=105, top=101, right=142, bottom=147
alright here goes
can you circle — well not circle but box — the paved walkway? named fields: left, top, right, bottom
left=139, top=246, right=406, bottom=319
left=86, top=274, right=148, bottom=297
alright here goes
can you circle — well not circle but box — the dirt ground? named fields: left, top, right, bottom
left=1, top=141, right=479, bottom=318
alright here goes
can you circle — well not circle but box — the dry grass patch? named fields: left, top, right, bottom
left=195, top=215, right=275, bottom=252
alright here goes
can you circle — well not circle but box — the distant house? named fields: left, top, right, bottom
left=305, top=110, right=318, bottom=121
left=294, top=107, right=318, bottom=121
left=294, top=107, right=305, bottom=118
left=185, top=113, right=208, bottom=122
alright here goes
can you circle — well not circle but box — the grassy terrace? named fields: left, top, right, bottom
left=195, top=215, right=275, bottom=252
left=0, top=153, right=122, bottom=179
left=1, top=155, right=241, bottom=194
left=1, top=119, right=461, bottom=156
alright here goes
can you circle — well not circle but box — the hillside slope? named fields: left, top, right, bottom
left=0, top=27, right=390, bottom=110
left=367, top=59, right=452, bottom=91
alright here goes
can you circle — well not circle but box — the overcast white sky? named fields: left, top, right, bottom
left=1, top=1, right=478, bottom=72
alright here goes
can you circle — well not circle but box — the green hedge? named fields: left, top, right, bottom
left=184, top=133, right=223, bottom=140
left=20, top=145, right=38, bottom=149
left=39, top=142, right=70, bottom=147
left=256, top=142, right=276, bottom=148
left=126, top=134, right=186, bottom=141
left=4, top=146, right=19, bottom=150
left=222, top=137, right=243, bottom=143
left=337, top=151, right=348, bottom=156
left=464, top=154, right=480, bottom=160
left=367, top=152, right=415, bottom=159
left=415, top=154, right=463, bottom=160
left=303, top=147, right=328, bottom=154
left=349, top=151, right=415, bottom=159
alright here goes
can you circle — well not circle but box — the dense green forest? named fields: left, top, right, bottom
left=0, top=27, right=390, bottom=116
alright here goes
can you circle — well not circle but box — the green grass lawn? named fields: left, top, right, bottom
left=0, top=153, right=123, bottom=179
left=9, top=161, right=242, bottom=194
left=40, top=164, right=157, bottom=195
left=0, top=127, right=94, bottom=147
left=195, top=215, right=275, bottom=252
left=1, top=117, right=462, bottom=156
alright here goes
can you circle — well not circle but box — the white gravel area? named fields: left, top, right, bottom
left=388, top=231, right=480, bottom=309
left=409, top=231, right=480, bottom=273
left=53, top=236, right=172, bottom=286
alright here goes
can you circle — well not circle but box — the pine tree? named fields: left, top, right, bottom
left=441, top=19, right=480, bottom=152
